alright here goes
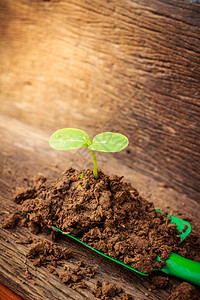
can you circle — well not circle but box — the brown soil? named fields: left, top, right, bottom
left=93, top=280, right=132, bottom=299
left=176, top=232, right=200, bottom=262
left=4, top=168, right=184, bottom=274
left=24, top=237, right=132, bottom=298
left=168, top=282, right=199, bottom=300
left=150, top=275, right=169, bottom=290
left=26, top=239, right=73, bottom=267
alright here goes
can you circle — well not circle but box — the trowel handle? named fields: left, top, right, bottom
left=161, top=252, right=200, bottom=286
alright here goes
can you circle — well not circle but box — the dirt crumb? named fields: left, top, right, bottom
left=151, top=275, right=169, bottom=289
left=59, top=266, right=88, bottom=289
left=168, top=282, right=199, bottom=300
left=19, top=218, right=29, bottom=227
left=26, top=239, right=73, bottom=267
left=46, top=265, right=58, bottom=276
left=25, top=267, right=32, bottom=280
left=2, top=213, right=19, bottom=229
left=101, top=281, right=122, bottom=297
left=119, top=293, right=132, bottom=300
left=93, top=280, right=131, bottom=299
left=28, top=221, right=40, bottom=234
left=93, top=280, right=120, bottom=299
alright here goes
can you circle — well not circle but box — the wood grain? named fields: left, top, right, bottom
left=0, top=0, right=199, bottom=202
left=0, top=114, right=200, bottom=299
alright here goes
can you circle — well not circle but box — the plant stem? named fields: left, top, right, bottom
left=91, top=150, right=98, bottom=178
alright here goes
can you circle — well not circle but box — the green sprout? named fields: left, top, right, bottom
left=49, top=128, right=129, bottom=179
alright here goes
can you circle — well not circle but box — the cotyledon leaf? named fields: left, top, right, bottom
left=49, top=128, right=91, bottom=150
left=88, top=132, right=129, bottom=152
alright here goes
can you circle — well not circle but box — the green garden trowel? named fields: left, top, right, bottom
left=51, top=209, right=200, bottom=286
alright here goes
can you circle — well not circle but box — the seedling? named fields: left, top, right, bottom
left=49, top=128, right=129, bottom=178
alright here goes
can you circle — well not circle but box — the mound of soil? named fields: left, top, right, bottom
left=4, top=168, right=184, bottom=274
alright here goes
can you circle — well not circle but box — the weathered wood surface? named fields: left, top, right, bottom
left=0, top=0, right=200, bottom=203
left=0, top=115, right=200, bottom=299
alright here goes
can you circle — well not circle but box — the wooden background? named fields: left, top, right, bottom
left=0, top=0, right=200, bottom=202
left=0, top=1, right=200, bottom=298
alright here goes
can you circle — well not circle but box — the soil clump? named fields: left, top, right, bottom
left=26, top=239, right=73, bottom=267
left=93, top=280, right=132, bottom=299
left=150, top=275, right=169, bottom=290
left=168, top=282, right=199, bottom=300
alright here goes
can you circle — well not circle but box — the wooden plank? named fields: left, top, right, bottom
left=0, top=115, right=200, bottom=299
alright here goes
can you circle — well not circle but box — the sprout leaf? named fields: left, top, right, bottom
left=49, top=128, right=91, bottom=150
left=88, top=132, right=129, bottom=152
